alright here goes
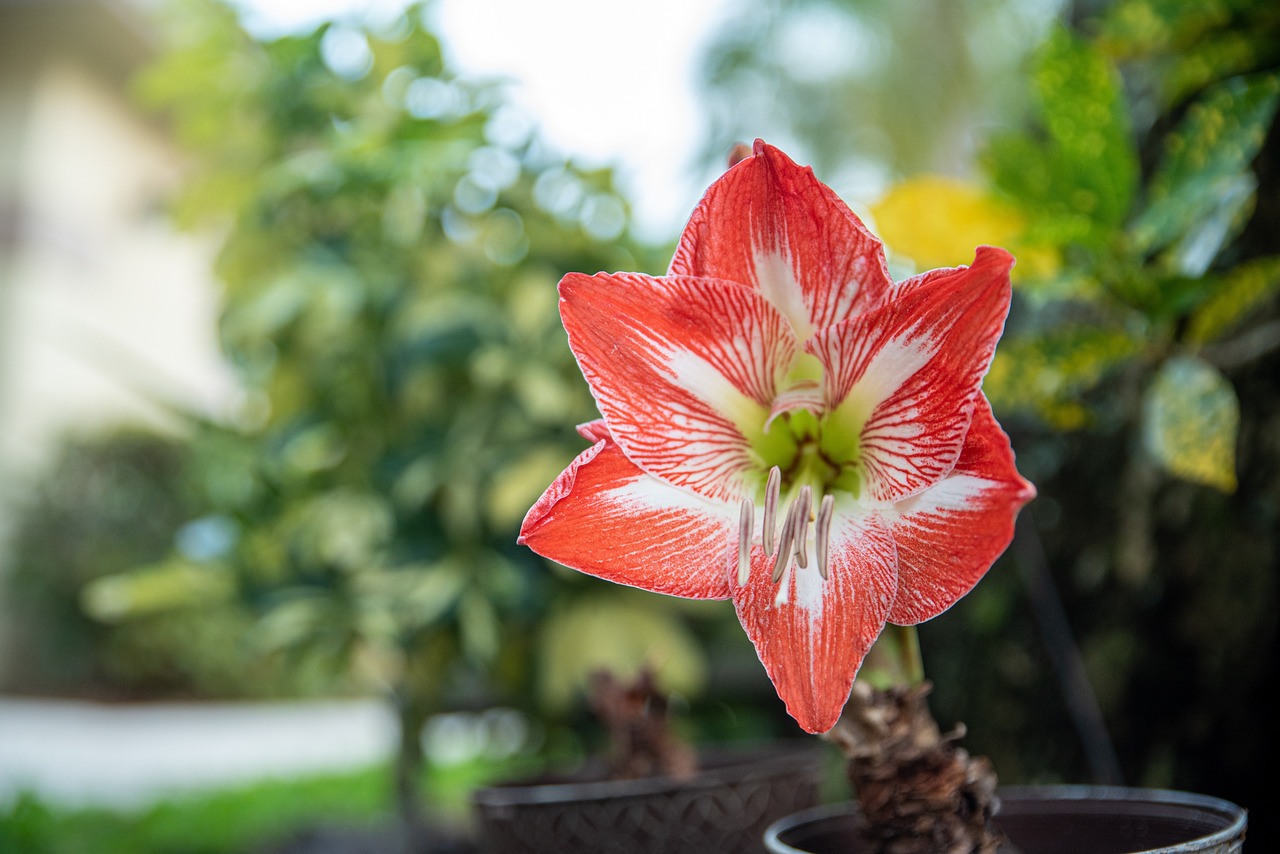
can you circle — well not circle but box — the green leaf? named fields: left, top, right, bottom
left=485, top=446, right=575, bottom=530
left=458, top=591, right=500, bottom=665
left=1188, top=255, right=1280, bottom=342
left=1165, top=173, right=1255, bottom=278
left=985, top=324, right=1144, bottom=428
left=1160, top=29, right=1275, bottom=109
left=1132, top=72, right=1280, bottom=259
left=252, top=591, right=348, bottom=653
left=81, top=560, right=236, bottom=623
left=285, top=490, right=394, bottom=571
left=1097, top=0, right=1236, bottom=58
left=1142, top=355, right=1239, bottom=492
left=355, top=561, right=466, bottom=632
left=985, top=28, right=1138, bottom=248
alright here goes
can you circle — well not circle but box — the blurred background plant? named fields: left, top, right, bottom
left=3, top=0, right=726, bottom=846
left=1, top=429, right=318, bottom=701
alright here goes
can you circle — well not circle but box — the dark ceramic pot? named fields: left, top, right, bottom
left=764, top=786, right=1247, bottom=854
left=471, top=746, right=824, bottom=854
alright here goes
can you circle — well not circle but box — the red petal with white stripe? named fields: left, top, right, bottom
left=888, top=248, right=999, bottom=300
left=669, top=140, right=892, bottom=340
left=519, top=438, right=735, bottom=599
left=886, top=396, right=1036, bottom=625
left=809, top=246, right=1014, bottom=503
left=732, top=511, right=898, bottom=733
left=560, top=271, right=797, bottom=503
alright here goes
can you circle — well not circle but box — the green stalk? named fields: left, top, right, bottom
left=893, top=624, right=925, bottom=685
left=862, top=624, right=926, bottom=688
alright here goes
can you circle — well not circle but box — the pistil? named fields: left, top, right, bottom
left=792, top=486, right=812, bottom=569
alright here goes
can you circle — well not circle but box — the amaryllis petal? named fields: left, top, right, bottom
left=525, top=141, right=1034, bottom=737
left=732, top=511, right=898, bottom=733
left=809, top=246, right=1014, bottom=504
left=885, top=396, right=1036, bottom=625
left=887, top=245, right=1004, bottom=300
left=560, top=271, right=797, bottom=503
left=519, top=437, right=735, bottom=599
left=669, top=140, right=892, bottom=340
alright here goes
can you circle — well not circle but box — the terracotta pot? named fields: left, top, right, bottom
left=763, top=786, right=1248, bottom=854
left=471, top=745, right=824, bottom=854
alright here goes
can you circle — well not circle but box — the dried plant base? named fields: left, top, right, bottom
left=589, top=668, right=698, bottom=781
left=827, top=681, right=1001, bottom=854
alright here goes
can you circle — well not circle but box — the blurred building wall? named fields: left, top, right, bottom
left=0, top=0, right=236, bottom=671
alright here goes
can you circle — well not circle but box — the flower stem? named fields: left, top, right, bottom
left=862, top=624, right=926, bottom=688
left=893, top=624, right=925, bottom=685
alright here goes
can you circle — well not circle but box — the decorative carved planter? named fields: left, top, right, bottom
left=764, top=786, right=1248, bottom=854
left=471, top=746, right=824, bottom=854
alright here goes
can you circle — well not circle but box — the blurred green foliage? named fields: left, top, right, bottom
left=985, top=27, right=1139, bottom=249
left=71, top=0, right=732, bottom=827
left=111, top=0, right=719, bottom=715
left=0, top=431, right=311, bottom=700
left=980, top=5, right=1279, bottom=523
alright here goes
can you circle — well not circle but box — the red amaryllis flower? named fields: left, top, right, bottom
left=519, top=140, right=1035, bottom=734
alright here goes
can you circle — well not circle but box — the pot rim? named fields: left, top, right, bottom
left=472, top=743, right=824, bottom=808
left=763, top=800, right=860, bottom=854
left=763, top=785, right=1248, bottom=854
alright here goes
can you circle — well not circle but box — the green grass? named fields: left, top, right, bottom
left=0, top=756, right=534, bottom=854
left=0, top=766, right=386, bottom=854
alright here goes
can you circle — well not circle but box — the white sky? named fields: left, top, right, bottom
left=231, top=0, right=734, bottom=242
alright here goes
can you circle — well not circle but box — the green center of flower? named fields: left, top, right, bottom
left=744, top=405, right=864, bottom=504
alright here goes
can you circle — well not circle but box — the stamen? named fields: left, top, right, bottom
left=763, top=466, right=781, bottom=556
left=792, top=486, right=812, bottom=568
left=770, top=500, right=798, bottom=584
left=816, top=494, right=834, bottom=580
left=737, top=498, right=753, bottom=587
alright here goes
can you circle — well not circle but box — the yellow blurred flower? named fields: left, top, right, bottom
left=871, top=175, right=1059, bottom=279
